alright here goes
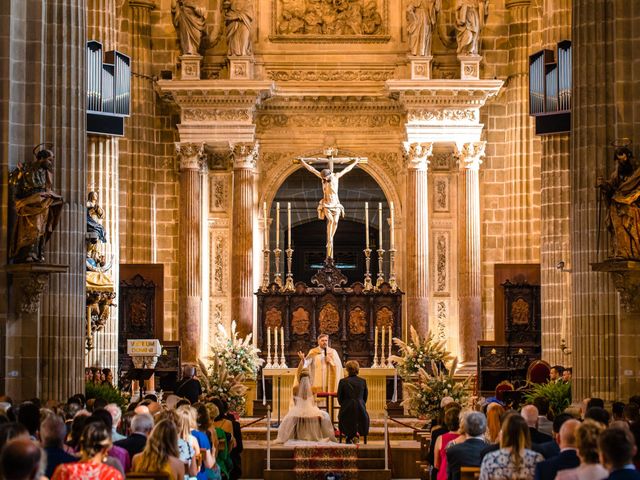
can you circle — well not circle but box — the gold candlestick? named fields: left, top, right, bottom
left=266, top=327, right=272, bottom=368
left=284, top=246, right=294, bottom=291
left=388, top=248, right=397, bottom=292
left=372, top=326, right=379, bottom=367
left=262, top=202, right=270, bottom=291
left=376, top=246, right=385, bottom=288
left=273, top=247, right=283, bottom=288
left=364, top=247, right=374, bottom=291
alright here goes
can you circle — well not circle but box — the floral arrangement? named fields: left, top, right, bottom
left=198, top=320, right=264, bottom=414
left=402, top=359, right=472, bottom=419
left=389, top=326, right=471, bottom=419
left=389, top=326, right=453, bottom=379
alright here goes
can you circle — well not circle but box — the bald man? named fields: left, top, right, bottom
left=0, top=438, right=43, bottom=480
left=521, top=404, right=553, bottom=444
left=534, top=419, right=581, bottom=480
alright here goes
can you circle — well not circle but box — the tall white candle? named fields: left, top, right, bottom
left=280, top=326, right=285, bottom=364
left=276, top=202, right=280, bottom=248
left=381, top=324, right=385, bottom=361
left=388, top=326, right=392, bottom=363
left=378, top=202, right=383, bottom=248
left=274, top=325, right=278, bottom=362
left=390, top=201, right=395, bottom=250
left=365, top=202, right=370, bottom=248
left=267, top=327, right=271, bottom=364
left=287, top=202, right=292, bottom=249
left=263, top=202, right=268, bottom=249
left=374, top=326, right=378, bottom=365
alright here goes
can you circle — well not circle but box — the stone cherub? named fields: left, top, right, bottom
left=8, top=144, right=63, bottom=263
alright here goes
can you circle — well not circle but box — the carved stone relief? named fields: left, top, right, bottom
left=292, top=306, right=311, bottom=335
left=431, top=152, right=453, bottom=171
left=266, top=69, right=395, bottom=81
left=433, top=175, right=449, bottom=212
left=318, top=303, right=340, bottom=334
left=183, top=108, right=251, bottom=123
left=272, top=0, right=388, bottom=41
left=257, top=113, right=402, bottom=131
left=436, top=300, right=447, bottom=341
left=407, top=109, right=476, bottom=123
left=434, top=231, right=449, bottom=293
left=209, top=174, right=230, bottom=212
left=210, top=231, right=229, bottom=294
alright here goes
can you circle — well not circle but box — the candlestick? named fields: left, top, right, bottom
left=392, top=367, right=398, bottom=402
left=287, top=202, right=291, bottom=249
left=387, top=326, right=392, bottom=367
left=280, top=326, right=287, bottom=368
left=378, top=202, right=383, bottom=247
left=262, top=367, right=266, bottom=405
left=263, top=202, right=268, bottom=248
left=381, top=325, right=385, bottom=366
left=266, top=327, right=272, bottom=368
left=365, top=202, right=370, bottom=249
left=284, top=245, right=294, bottom=292
left=373, top=326, right=379, bottom=367
left=390, top=201, right=395, bottom=251
left=274, top=325, right=278, bottom=366
left=276, top=202, right=280, bottom=248
left=262, top=202, right=271, bottom=292
left=376, top=203, right=385, bottom=288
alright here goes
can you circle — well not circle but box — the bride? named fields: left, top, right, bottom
left=274, top=354, right=337, bottom=444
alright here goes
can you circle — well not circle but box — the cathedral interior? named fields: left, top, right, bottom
left=0, top=0, right=639, bottom=420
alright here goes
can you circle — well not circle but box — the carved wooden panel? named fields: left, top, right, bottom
left=318, top=302, right=340, bottom=335
left=375, top=306, right=393, bottom=329
left=265, top=307, right=283, bottom=329
left=291, top=306, right=310, bottom=335
left=503, top=280, right=541, bottom=345
left=348, top=306, right=367, bottom=335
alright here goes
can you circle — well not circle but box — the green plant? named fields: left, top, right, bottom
left=85, top=382, right=128, bottom=409
left=522, top=381, right=571, bottom=416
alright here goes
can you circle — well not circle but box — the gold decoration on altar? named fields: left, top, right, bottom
left=318, top=303, right=340, bottom=334
left=265, top=307, right=283, bottom=329
left=511, top=298, right=529, bottom=325
left=291, top=307, right=310, bottom=335
left=348, top=307, right=367, bottom=335
left=375, top=306, right=393, bottom=329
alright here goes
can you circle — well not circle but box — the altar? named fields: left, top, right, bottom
left=263, top=367, right=397, bottom=419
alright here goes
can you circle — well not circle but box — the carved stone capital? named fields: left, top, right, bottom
left=592, top=261, right=640, bottom=313
left=6, top=264, right=68, bottom=316
left=403, top=142, right=433, bottom=171
left=129, top=0, right=156, bottom=10
left=505, top=0, right=531, bottom=9
left=230, top=142, right=259, bottom=170
left=455, top=141, right=486, bottom=170
left=176, top=142, right=206, bottom=171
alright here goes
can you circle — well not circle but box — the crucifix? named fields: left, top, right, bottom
left=294, top=147, right=368, bottom=260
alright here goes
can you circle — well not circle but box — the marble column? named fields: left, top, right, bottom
left=231, top=143, right=259, bottom=338
left=457, top=142, right=485, bottom=364
left=177, top=143, right=205, bottom=364
left=539, top=0, right=572, bottom=368
left=38, top=0, right=88, bottom=401
left=571, top=0, right=640, bottom=401
left=86, top=0, right=120, bottom=378
left=405, top=142, right=432, bottom=337
left=504, top=0, right=539, bottom=263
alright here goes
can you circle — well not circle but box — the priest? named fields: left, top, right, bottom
left=299, top=334, right=343, bottom=394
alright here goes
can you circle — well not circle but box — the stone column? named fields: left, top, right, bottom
left=457, top=142, right=485, bottom=364
left=539, top=0, right=572, bottom=367
left=404, top=142, right=432, bottom=337
left=504, top=0, right=539, bottom=263
left=120, top=0, right=155, bottom=263
left=86, top=0, right=120, bottom=378
left=38, top=0, right=88, bottom=401
left=177, top=143, right=205, bottom=364
left=571, top=0, right=640, bottom=401
left=231, top=143, right=258, bottom=338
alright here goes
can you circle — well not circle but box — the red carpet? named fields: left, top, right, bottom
left=293, top=445, right=358, bottom=480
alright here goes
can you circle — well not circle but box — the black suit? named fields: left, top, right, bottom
left=446, top=438, right=487, bottom=480
left=226, top=413, right=243, bottom=480
left=337, top=374, right=369, bottom=441
left=114, top=433, right=147, bottom=459
left=533, top=439, right=560, bottom=460
left=607, top=469, right=640, bottom=480
left=534, top=449, right=579, bottom=480
left=529, top=426, right=553, bottom=445
left=480, top=443, right=499, bottom=461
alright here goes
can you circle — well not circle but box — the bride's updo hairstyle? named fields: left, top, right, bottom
left=299, top=368, right=311, bottom=380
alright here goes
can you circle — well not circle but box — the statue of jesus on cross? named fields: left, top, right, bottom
left=296, top=148, right=366, bottom=260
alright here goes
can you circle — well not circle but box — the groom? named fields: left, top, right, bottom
left=299, top=334, right=343, bottom=394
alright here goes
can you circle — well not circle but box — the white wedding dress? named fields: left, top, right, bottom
left=274, top=376, right=337, bottom=444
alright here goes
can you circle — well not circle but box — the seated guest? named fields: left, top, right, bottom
left=534, top=419, right=580, bottom=480
left=131, top=419, right=185, bottom=480
left=486, top=402, right=505, bottom=444
left=337, top=360, right=370, bottom=444
left=556, top=419, right=608, bottom=480
left=480, top=414, right=544, bottom=480
left=447, top=412, right=488, bottom=480
left=17, top=402, right=40, bottom=440
left=0, top=438, right=43, bottom=480
left=521, top=404, right=553, bottom=445
left=41, top=414, right=77, bottom=478
left=192, top=404, right=216, bottom=480
left=534, top=397, right=553, bottom=436
left=434, top=405, right=462, bottom=480
left=613, top=402, right=627, bottom=422
left=598, top=426, right=640, bottom=479
left=428, top=400, right=459, bottom=480
left=86, top=409, right=130, bottom=473
left=561, top=368, right=572, bottom=384
left=104, top=404, right=125, bottom=442
left=587, top=398, right=605, bottom=412
left=625, top=404, right=640, bottom=424
left=52, top=422, right=123, bottom=480
left=176, top=365, right=202, bottom=404
left=586, top=407, right=611, bottom=426
left=535, top=413, right=574, bottom=460
left=630, top=422, right=640, bottom=470
left=0, top=423, right=29, bottom=452
left=114, top=413, right=153, bottom=459
left=550, top=365, right=564, bottom=383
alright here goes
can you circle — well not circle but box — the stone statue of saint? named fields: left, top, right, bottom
left=86, top=191, right=107, bottom=260
left=8, top=144, right=64, bottom=263
left=406, top=0, right=441, bottom=57
left=298, top=152, right=361, bottom=259
left=597, top=146, right=640, bottom=259
left=455, top=0, right=488, bottom=55
left=172, top=0, right=208, bottom=55
left=224, top=0, right=253, bottom=56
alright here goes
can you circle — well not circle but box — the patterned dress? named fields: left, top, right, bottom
left=51, top=461, right=123, bottom=480
left=479, top=447, right=543, bottom=480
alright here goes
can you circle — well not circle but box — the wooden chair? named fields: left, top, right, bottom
left=460, top=466, right=481, bottom=480
left=126, top=473, right=171, bottom=480
left=526, top=359, right=551, bottom=384
left=495, top=380, right=514, bottom=402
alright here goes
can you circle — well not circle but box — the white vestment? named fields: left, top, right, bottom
left=304, top=346, right=343, bottom=393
